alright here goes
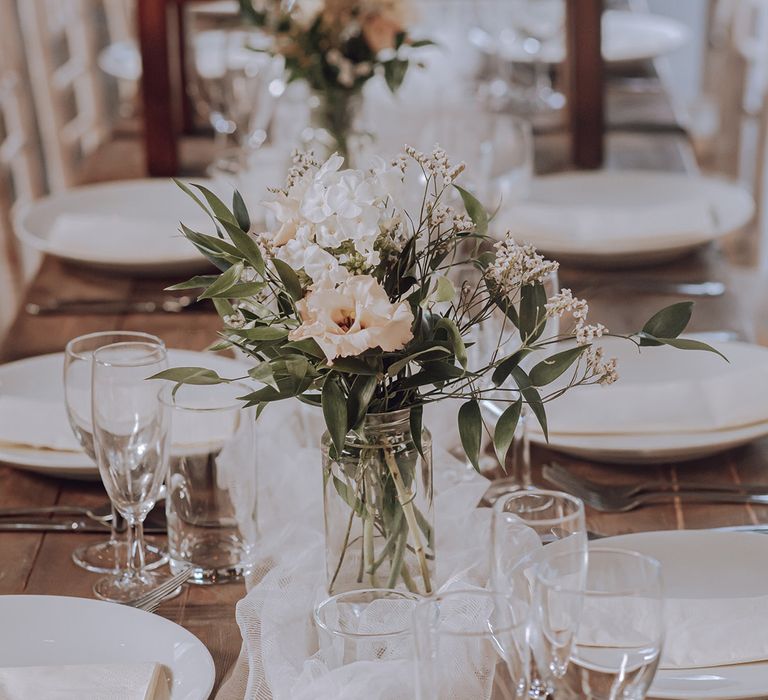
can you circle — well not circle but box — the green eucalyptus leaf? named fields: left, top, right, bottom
left=231, top=326, right=289, bottom=341
left=529, top=345, right=588, bottom=387
left=410, top=404, right=425, bottom=459
left=434, top=317, right=467, bottom=369
left=394, top=362, right=466, bottom=390
left=248, top=361, right=278, bottom=390
left=149, top=367, right=229, bottom=397
left=387, top=346, right=451, bottom=377
left=216, top=217, right=265, bottom=274
left=272, top=258, right=304, bottom=301
left=453, top=185, right=488, bottom=236
left=641, top=302, right=694, bottom=344
left=383, top=58, right=408, bottom=92
left=322, top=374, right=348, bottom=457
left=212, top=297, right=234, bottom=317
left=210, top=282, right=265, bottom=299
left=491, top=348, right=531, bottom=386
left=347, top=374, right=378, bottom=430
left=519, top=283, right=548, bottom=343
left=410, top=38, right=437, bottom=48
left=512, top=366, right=548, bottom=441
left=458, top=399, right=482, bottom=472
left=330, top=356, right=380, bottom=375
left=493, top=398, right=522, bottom=466
left=333, top=475, right=364, bottom=517
left=199, top=263, right=243, bottom=300
left=640, top=335, right=728, bottom=360
left=283, top=338, right=326, bottom=359
left=166, top=275, right=219, bottom=291
left=190, top=183, right=238, bottom=227
left=432, top=276, right=455, bottom=303
left=232, top=190, right=251, bottom=232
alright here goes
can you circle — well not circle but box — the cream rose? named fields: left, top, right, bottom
left=289, top=275, right=414, bottom=361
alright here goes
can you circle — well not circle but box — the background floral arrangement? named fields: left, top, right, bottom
left=238, top=0, right=430, bottom=93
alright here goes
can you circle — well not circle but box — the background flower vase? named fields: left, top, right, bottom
left=322, top=409, right=433, bottom=595
left=306, top=88, right=367, bottom=165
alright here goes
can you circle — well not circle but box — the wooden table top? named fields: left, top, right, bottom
left=1, top=102, right=766, bottom=700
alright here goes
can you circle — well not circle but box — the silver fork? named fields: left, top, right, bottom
left=542, top=469, right=768, bottom=512
left=126, top=567, right=194, bottom=613
left=544, top=463, right=768, bottom=498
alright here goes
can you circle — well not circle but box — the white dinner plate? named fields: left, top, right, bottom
left=0, top=595, right=214, bottom=700
left=528, top=339, right=768, bottom=464
left=492, top=10, right=689, bottom=65
left=14, top=179, right=218, bottom=275
left=593, top=531, right=768, bottom=699
left=0, top=350, right=249, bottom=479
left=495, top=171, right=754, bottom=267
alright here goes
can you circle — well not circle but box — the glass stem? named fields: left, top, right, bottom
left=125, top=517, right=147, bottom=578
left=511, top=406, right=532, bottom=488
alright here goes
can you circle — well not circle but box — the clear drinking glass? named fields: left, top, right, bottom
left=314, top=589, right=419, bottom=670
left=91, top=341, right=171, bottom=602
left=162, top=381, right=258, bottom=584
left=491, top=490, right=588, bottom=699
left=64, top=331, right=168, bottom=574
left=413, top=589, right=530, bottom=699
left=557, top=549, right=664, bottom=700
left=532, top=550, right=588, bottom=688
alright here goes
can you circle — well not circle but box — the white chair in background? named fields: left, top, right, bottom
left=16, top=0, right=111, bottom=191
left=0, top=0, right=46, bottom=338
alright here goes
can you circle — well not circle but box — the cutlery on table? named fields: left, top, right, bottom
left=26, top=295, right=198, bottom=315
left=543, top=462, right=768, bottom=497
left=605, top=280, right=725, bottom=297
left=127, top=566, right=194, bottom=613
left=0, top=503, right=167, bottom=528
left=0, top=519, right=166, bottom=534
left=544, top=483, right=768, bottom=513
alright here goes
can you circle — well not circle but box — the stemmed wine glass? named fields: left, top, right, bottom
left=64, top=331, right=168, bottom=573
left=553, top=549, right=664, bottom=699
left=491, top=489, right=588, bottom=699
left=90, top=339, right=172, bottom=602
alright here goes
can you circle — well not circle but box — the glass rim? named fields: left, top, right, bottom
left=158, top=380, right=252, bottom=412
left=539, top=548, right=662, bottom=596
left=414, top=588, right=526, bottom=638
left=66, top=331, right=165, bottom=362
left=92, top=341, right=167, bottom=368
left=313, top=588, right=420, bottom=640
left=493, top=488, right=585, bottom=528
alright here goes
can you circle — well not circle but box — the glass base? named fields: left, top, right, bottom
left=92, top=568, right=182, bottom=604
left=72, top=538, right=167, bottom=574
left=169, top=556, right=251, bottom=585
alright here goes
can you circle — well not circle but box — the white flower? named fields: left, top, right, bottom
left=287, top=0, right=323, bottom=28
left=575, top=322, right=607, bottom=346
left=485, top=235, right=559, bottom=295
left=289, top=275, right=414, bottom=361
left=260, top=153, right=402, bottom=285
left=586, top=346, right=618, bottom=385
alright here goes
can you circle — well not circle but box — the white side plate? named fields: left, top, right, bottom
left=0, top=595, right=215, bottom=700
left=0, top=350, right=249, bottom=479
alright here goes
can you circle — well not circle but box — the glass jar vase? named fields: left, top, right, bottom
left=304, top=86, right=369, bottom=165
left=322, top=409, right=434, bottom=596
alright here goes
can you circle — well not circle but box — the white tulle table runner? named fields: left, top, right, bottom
left=215, top=401, right=493, bottom=700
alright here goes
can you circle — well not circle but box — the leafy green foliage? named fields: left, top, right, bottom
left=493, top=398, right=522, bottom=466
left=458, top=399, right=482, bottom=471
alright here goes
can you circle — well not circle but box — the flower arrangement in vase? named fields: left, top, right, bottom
left=157, top=146, right=718, bottom=595
left=238, top=0, right=432, bottom=161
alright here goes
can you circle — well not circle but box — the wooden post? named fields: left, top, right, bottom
left=137, top=0, right=182, bottom=175
left=565, top=0, right=604, bottom=169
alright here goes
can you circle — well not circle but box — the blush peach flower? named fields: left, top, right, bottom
left=289, top=275, right=414, bottom=361
left=362, top=12, right=402, bottom=53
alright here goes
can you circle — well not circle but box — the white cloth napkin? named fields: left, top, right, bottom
left=660, top=595, right=768, bottom=669
left=0, top=662, right=170, bottom=700
left=0, top=396, right=81, bottom=452
left=48, top=214, right=197, bottom=263
left=533, top=339, right=768, bottom=437
left=215, top=401, right=493, bottom=700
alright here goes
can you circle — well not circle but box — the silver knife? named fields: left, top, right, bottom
left=0, top=520, right=166, bottom=534
left=26, top=296, right=197, bottom=315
